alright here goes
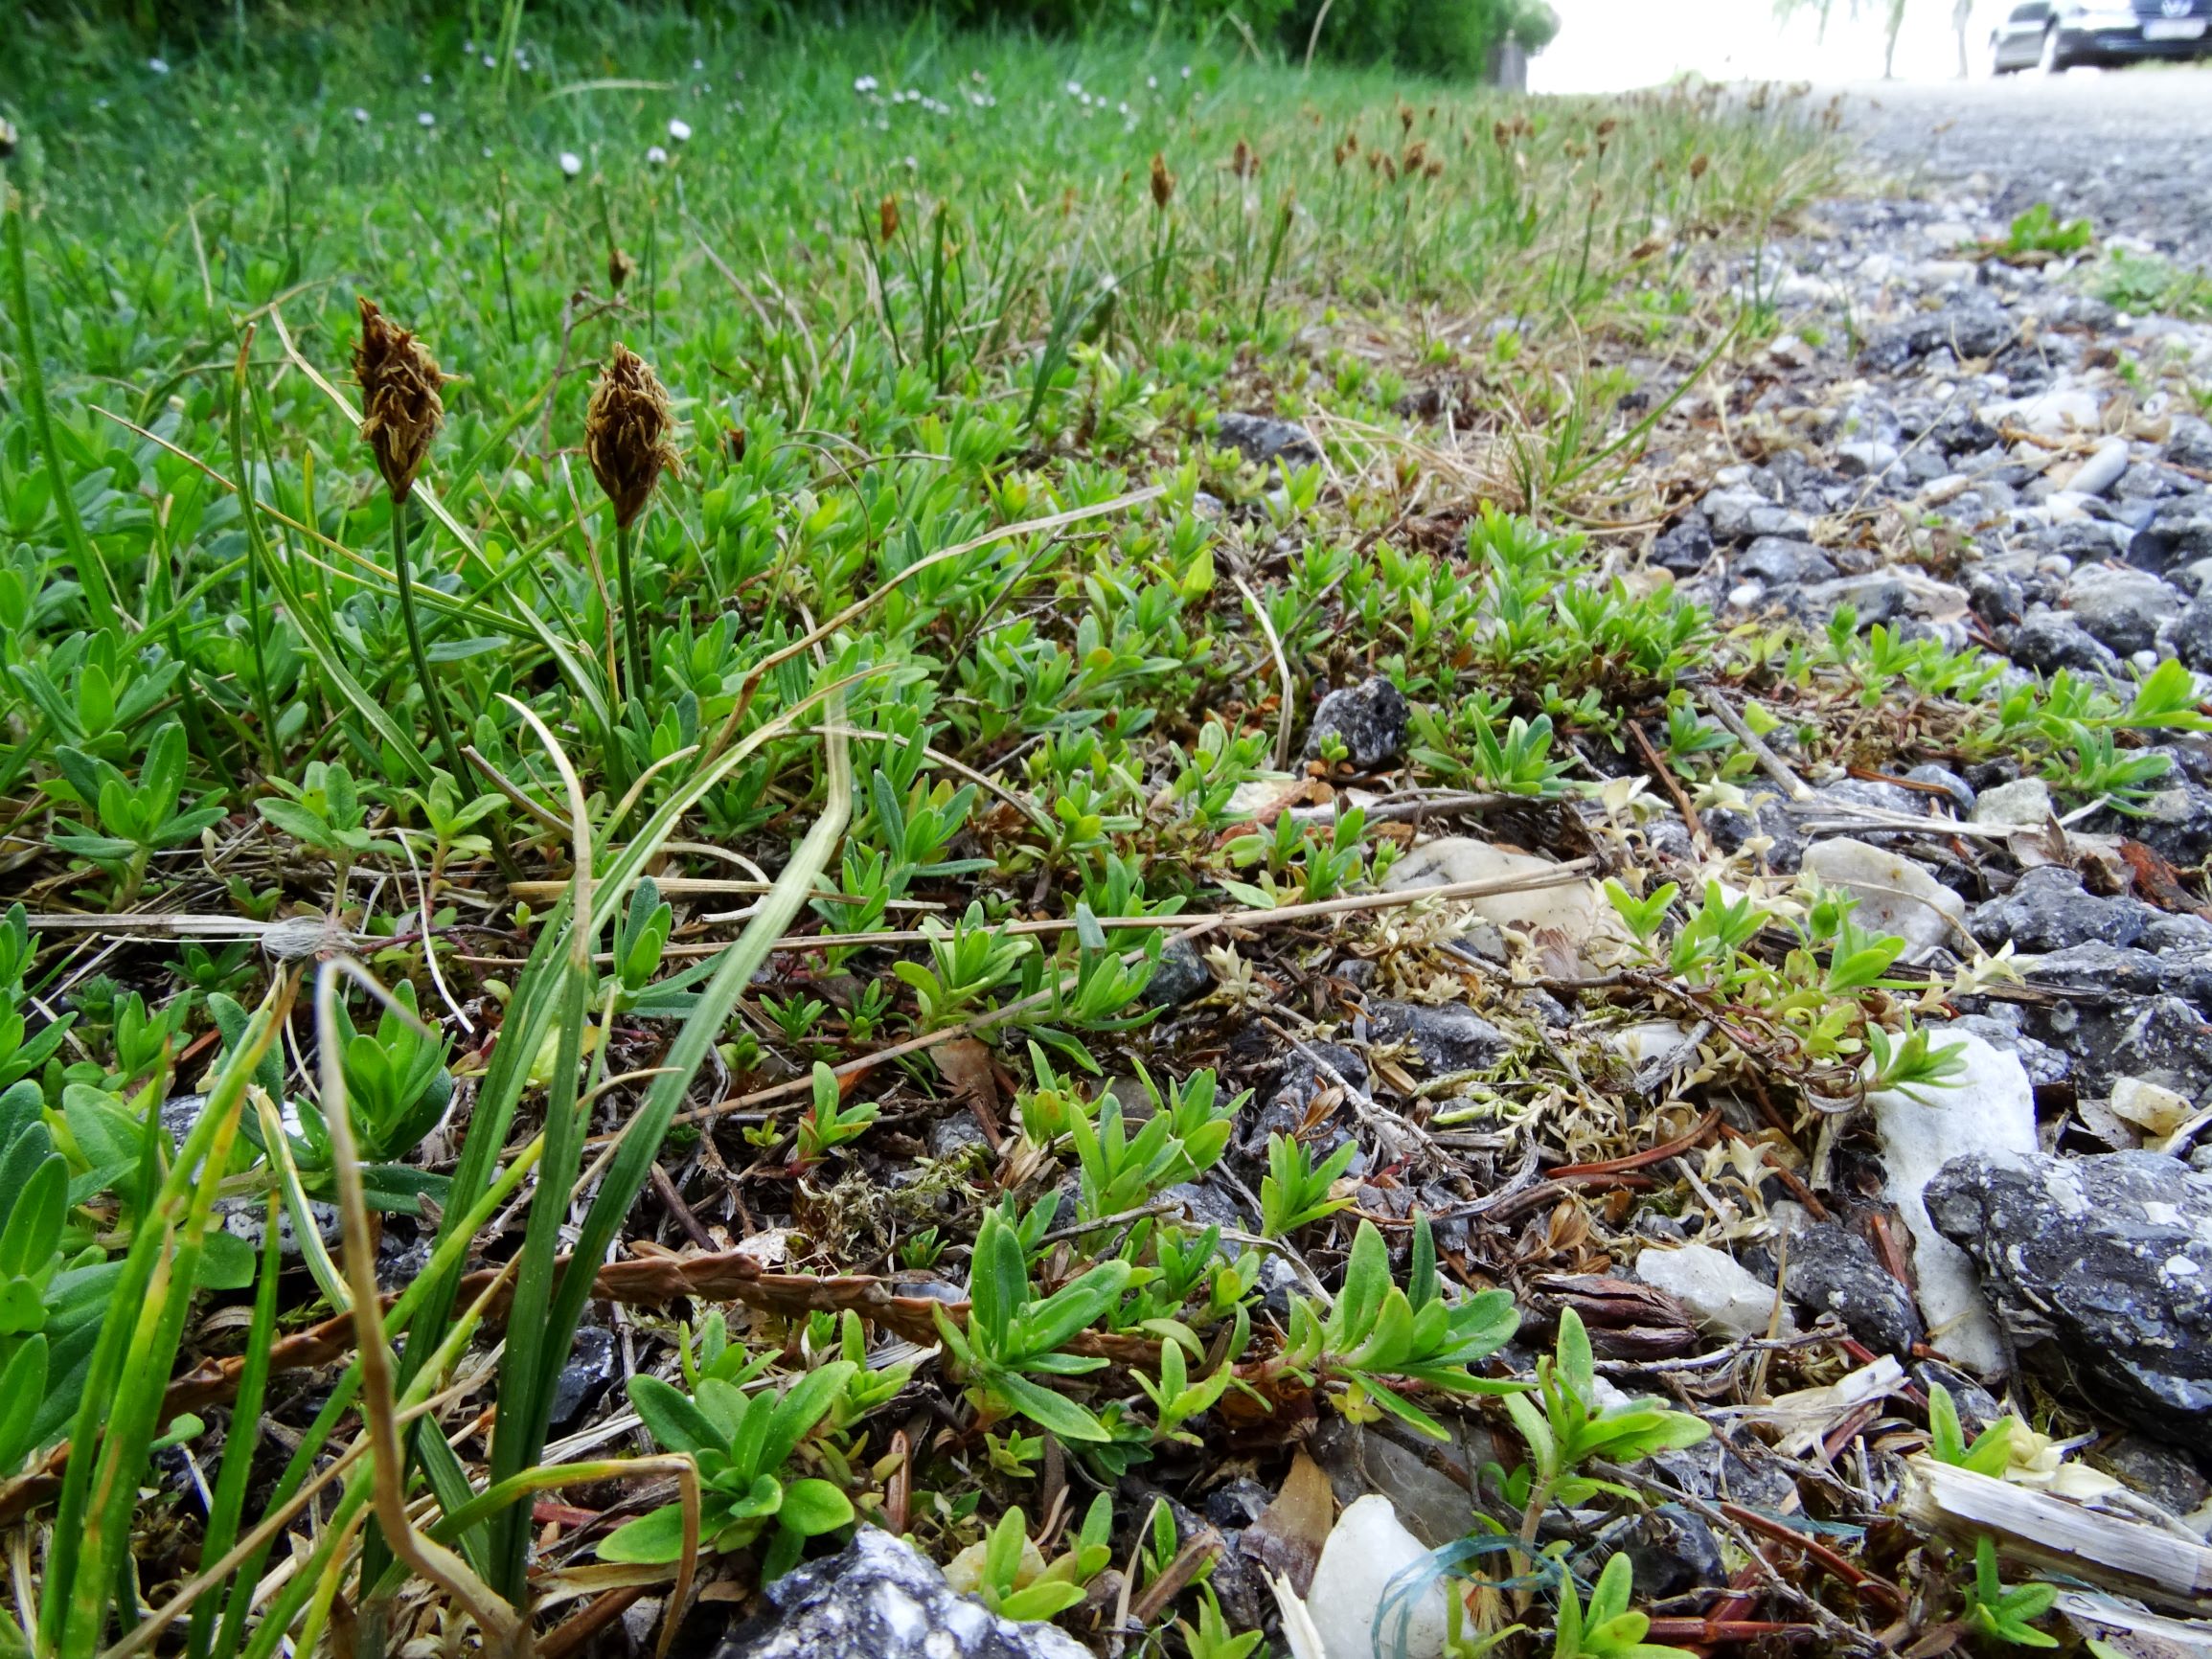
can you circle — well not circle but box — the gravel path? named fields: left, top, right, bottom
left=1839, top=68, right=2212, bottom=267
left=1580, top=67, right=2212, bottom=1497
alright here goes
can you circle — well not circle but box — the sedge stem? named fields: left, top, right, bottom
left=391, top=497, right=465, bottom=784
left=615, top=515, right=647, bottom=704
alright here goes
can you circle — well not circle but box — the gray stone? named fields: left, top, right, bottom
left=1861, top=298, right=2014, bottom=372
left=1613, top=1506, right=1726, bottom=1600
left=1970, top=866, right=2152, bottom=954
left=1779, top=1211, right=1924, bottom=1356
left=718, top=1527, right=1092, bottom=1659
left=2130, top=497, right=2212, bottom=577
left=1702, top=486, right=1812, bottom=543
left=927, top=1114, right=990, bottom=1160
left=1216, top=411, right=1320, bottom=469
left=2021, top=941, right=2212, bottom=1008
left=1311, top=1417, right=1484, bottom=1548
left=2087, top=1434, right=2211, bottom=1521
left=1796, top=574, right=1910, bottom=627
left=2094, top=772, right=2212, bottom=869
left=2006, top=612, right=2122, bottom=677
left=1926, top=1150, right=2212, bottom=1453
left=1366, top=1000, right=1509, bottom=1076
left=1735, top=536, right=1836, bottom=587
left=2166, top=418, right=2212, bottom=473
left=1143, top=936, right=1211, bottom=1009
left=548, top=1327, right=619, bottom=1431
left=2028, top=992, right=2212, bottom=1099
left=1966, top=564, right=2027, bottom=629
left=2143, top=912, right=2212, bottom=955
left=1651, top=512, right=1715, bottom=576
left=1950, top=1012, right=2072, bottom=1090
left=2173, top=594, right=2212, bottom=673
left=1303, top=675, right=1410, bottom=771
left=1903, top=765, right=1975, bottom=814
left=2064, top=565, right=2186, bottom=657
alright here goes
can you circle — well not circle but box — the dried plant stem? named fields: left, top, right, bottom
left=615, top=514, right=648, bottom=702
left=390, top=498, right=465, bottom=784
left=316, top=959, right=520, bottom=1650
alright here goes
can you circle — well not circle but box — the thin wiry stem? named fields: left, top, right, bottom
left=390, top=496, right=466, bottom=783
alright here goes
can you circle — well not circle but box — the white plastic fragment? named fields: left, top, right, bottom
left=1870, top=1029, right=2037, bottom=1376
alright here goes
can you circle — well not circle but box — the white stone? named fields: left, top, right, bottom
left=1971, top=778, right=2054, bottom=828
left=1635, top=1243, right=1792, bottom=1339
left=2061, top=438, right=2131, bottom=498
left=1800, top=838, right=1968, bottom=959
left=1870, top=1029, right=2037, bottom=1375
left=1383, top=838, right=1621, bottom=949
left=2111, top=1076, right=2194, bottom=1138
left=1300, top=1495, right=1448, bottom=1659
left=1981, top=387, right=2103, bottom=438
left=1607, top=1020, right=1691, bottom=1065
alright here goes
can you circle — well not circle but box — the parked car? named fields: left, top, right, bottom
left=1990, top=0, right=2212, bottom=71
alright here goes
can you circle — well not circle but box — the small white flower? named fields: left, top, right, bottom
left=422, top=72, right=434, bottom=83
left=1180, top=63, right=1193, bottom=78
left=559, top=150, right=582, bottom=177
left=418, top=111, right=435, bottom=127
left=353, top=106, right=370, bottom=124
left=465, top=38, right=475, bottom=51
left=668, top=117, right=691, bottom=142
left=693, top=57, right=704, bottom=69
left=1118, top=101, right=1129, bottom=114
left=1147, top=74, right=1158, bottom=88
left=1065, top=80, right=1083, bottom=96
left=646, top=144, right=668, bottom=165
left=481, top=145, right=492, bottom=157
left=148, top=57, right=169, bottom=73
left=854, top=74, right=878, bottom=93
left=903, top=153, right=918, bottom=170
left=482, top=55, right=495, bottom=68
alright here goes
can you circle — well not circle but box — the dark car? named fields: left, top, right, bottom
left=1990, top=0, right=2212, bottom=71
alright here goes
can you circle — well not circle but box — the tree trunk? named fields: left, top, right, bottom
left=1884, top=0, right=1907, bottom=77
left=1953, top=0, right=1974, bottom=75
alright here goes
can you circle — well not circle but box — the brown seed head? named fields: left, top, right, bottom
left=1230, top=137, right=1258, bottom=179
left=353, top=297, right=443, bottom=503
left=607, top=246, right=636, bottom=294
left=1689, top=151, right=1710, bottom=181
left=878, top=193, right=900, bottom=242
left=1399, top=104, right=1414, bottom=134
left=584, top=343, right=676, bottom=530
left=1149, top=152, right=1174, bottom=210
left=1493, top=119, right=1511, bottom=148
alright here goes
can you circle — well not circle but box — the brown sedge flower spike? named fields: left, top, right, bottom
left=878, top=193, right=900, bottom=242
left=1149, top=152, right=1174, bottom=209
left=353, top=297, right=443, bottom=503
left=585, top=343, right=677, bottom=531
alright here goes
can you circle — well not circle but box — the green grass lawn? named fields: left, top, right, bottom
left=0, top=12, right=1876, bottom=1656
